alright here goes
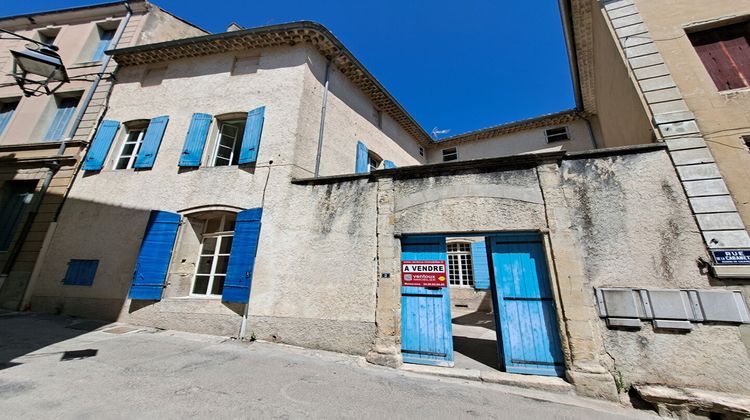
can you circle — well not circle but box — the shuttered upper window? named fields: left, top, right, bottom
left=43, top=96, right=80, bottom=141
left=688, top=22, right=750, bottom=91
left=211, top=118, right=245, bottom=166
left=115, top=123, right=148, bottom=169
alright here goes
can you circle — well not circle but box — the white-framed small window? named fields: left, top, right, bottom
left=115, top=124, right=147, bottom=170
left=368, top=151, right=382, bottom=172
left=447, top=242, right=474, bottom=287
left=442, top=147, right=458, bottom=162
left=192, top=213, right=236, bottom=297
left=211, top=118, right=246, bottom=166
left=545, top=126, right=570, bottom=143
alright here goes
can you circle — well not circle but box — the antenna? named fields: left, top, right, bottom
left=431, top=127, right=450, bottom=140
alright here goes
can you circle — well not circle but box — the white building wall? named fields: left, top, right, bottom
left=425, top=119, right=595, bottom=164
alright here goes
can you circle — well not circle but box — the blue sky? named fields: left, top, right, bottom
left=2, top=0, right=575, bottom=138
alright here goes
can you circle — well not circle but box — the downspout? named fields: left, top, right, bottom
left=313, top=54, right=340, bottom=177
left=557, top=0, right=582, bottom=110
left=557, top=0, right=600, bottom=149
left=11, top=3, right=133, bottom=309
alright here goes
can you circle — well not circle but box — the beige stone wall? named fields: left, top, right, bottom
left=0, top=4, right=207, bottom=310
left=295, top=46, right=424, bottom=177
left=425, top=119, right=595, bottom=164
left=588, top=0, right=654, bottom=147
left=633, top=0, right=750, bottom=228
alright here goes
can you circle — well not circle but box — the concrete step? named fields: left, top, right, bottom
left=400, top=363, right=573, bottom=394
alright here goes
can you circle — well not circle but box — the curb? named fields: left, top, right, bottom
left=399, top=364, right=573, bottom=394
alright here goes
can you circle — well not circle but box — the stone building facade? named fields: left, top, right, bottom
left=0, top=0, right=206, bottom=310
left=5, top=3, right=750, bottom=418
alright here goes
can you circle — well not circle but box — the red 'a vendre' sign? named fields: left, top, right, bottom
left=402, top=260, right=447, bottom=287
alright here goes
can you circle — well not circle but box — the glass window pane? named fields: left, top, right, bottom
left=197, top=256, right=214, bottom=274
left=219, top=236, right=233, bottom=254
left=116, top=158, right=130, bottom=170
left=211, top=275, right=225, bottom=295
left=223, top=215, right=236, bottom=232
left=214, top=156, right=230, bottom=166
left=204, top=217, right=221, bottom=233
left=121, top=142, right=136, bottom=156
left=193, top=275, right=209, bottom=294
left=201, top=237, right=217, bottom=254
left=214, top=256, right=229, bottom=275
left=217, top=145, right=232, bottom=159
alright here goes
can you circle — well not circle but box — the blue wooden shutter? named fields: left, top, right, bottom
left=128, top=210, right=180, bottom=300
left=133, top=116, right=169, bottom=169
left=383, top=160, right=396, bottom=169
left=238, top=106, right=265, bottom=165
left=471, top=240, right=490, bottom=289
left=43, top=97, right=79, bottom=141
left=63, top=259, right=99, bottom=286
left=179, top=113, right=212, bottom=167
left=400, top=235, right=454, bottom=367
left=222, top=208, right=262, bottom=303
left=355, top=141, right=369, bottom=173
left=91, top=29, right=115, bottom=61
left=83, top=120, right=119, bottom=171
left=0, top=101, right=18, bottom=136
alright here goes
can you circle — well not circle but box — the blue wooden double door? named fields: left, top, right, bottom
left=400, top=234, right=565, bottom=377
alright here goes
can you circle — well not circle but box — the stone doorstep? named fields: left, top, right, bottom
left=635, top=384, right=750, bottom=417
left=399, top=363, right=573, bottom=394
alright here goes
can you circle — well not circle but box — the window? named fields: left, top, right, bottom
left=373, top=107, right=383, bottom=129
left=43, top=96, right=80, bottom=141
left=63, top=259, right=99, bottom=286
left=231, top=55, right=259, bottom=75
left=418, top=146, right=424, bottom=157
left=115, top=123, right=148, bottom=169
left=38, top=28, right=59, bottom=46
left=211, top=118, right=246, bottom=166
left=688, top=22, right=750, bottom=91
left=192, top=213, right=236, bottom=296
left=368, top=151, right=382, bottom=172
left=0, top=100, right=19, bottom=137
left=91, top=28, right=116, bottom=61
left=447, top=242, right=474, bottom=287
left=0, top=181, right=35, bottom=251
left=545, top=126, right=570, bottom=143
left=442, top=147, right=458, bottom=162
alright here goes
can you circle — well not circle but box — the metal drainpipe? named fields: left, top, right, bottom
left=313, top=54, right=340, bottom=177
left=5, top=3, right=132, bottom=304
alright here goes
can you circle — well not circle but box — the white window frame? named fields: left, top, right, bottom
left=191, top=214, right=235, bottom=297
left=114, top=126, right=146, bottom=170
left=210, top=118, right=245, bottom=167
left=545, top=126, right=570, bottom=143
left=442, top=147, right=458, bottom=162
left=447, top=241, right=474, bottom=288
left=367, top=152, right=382, bottom=172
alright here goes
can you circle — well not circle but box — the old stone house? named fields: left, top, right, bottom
left=3, top=2, right=750, bottom=417
left=0, top=0, right=206, bottom=311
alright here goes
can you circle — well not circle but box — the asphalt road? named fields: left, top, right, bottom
left=0, top=312, right=656, bottom=419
